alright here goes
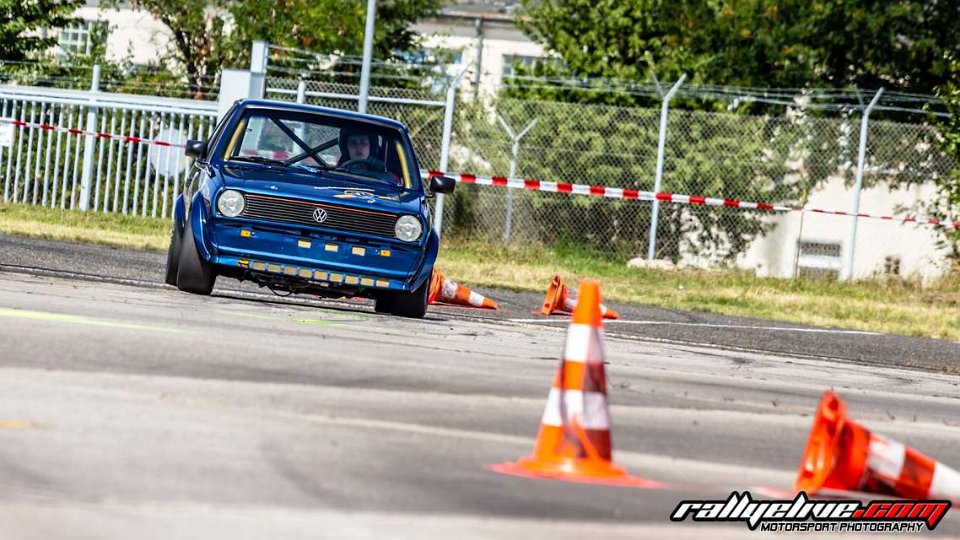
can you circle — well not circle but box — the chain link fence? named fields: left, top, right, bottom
left=446, top=91, right=956, bottom=279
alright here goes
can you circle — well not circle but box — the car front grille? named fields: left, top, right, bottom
left=240, top=193, right=398, bottom=238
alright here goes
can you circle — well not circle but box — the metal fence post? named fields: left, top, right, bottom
left=647, top=74, right=686, bottom=261
left=358, top=0, right=377, bottom=114
left=433, top=68, right=467, bottom=238
left=78, top=64, right=101, bottom=211
left=296, top=79, right=307, bottom=104
left=250, top=41, right=268, bottom=73
left=842, top=88, right=884, bottom=281
left=496, top=114, right=537, bottom=243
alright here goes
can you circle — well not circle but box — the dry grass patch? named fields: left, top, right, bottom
left=438, top=239, right=960, bottom=341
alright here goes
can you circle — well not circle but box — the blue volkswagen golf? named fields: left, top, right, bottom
left=165, top=99, right=455, bottom=318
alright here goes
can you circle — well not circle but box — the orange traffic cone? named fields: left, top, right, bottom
left=795, top=391, right=960, bottom=502
left=491, top=280, right=657, bottom=488
left=541, top=275, right=618, bottom=319
left=428, top=268, right=497, bottom=309
left=427, top=267, right=444, bottom=305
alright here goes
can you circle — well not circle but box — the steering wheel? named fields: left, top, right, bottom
left=338, top=157, right=387, bottom=172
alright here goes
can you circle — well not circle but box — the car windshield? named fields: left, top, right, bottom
left=221, top=108, right=416, bottom=190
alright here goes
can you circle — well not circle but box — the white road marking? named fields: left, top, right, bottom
left=284, top=411, right=796, bottom=488
left=508, top=318, right=879, bottom=335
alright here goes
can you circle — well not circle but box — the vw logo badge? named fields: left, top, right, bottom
left=312, top=208, right=328, bottom=223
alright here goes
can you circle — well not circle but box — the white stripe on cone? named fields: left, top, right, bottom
left=930, top=462, right=960, bottom=501
left=868, top=434, right=906, bottom=483
left=467, top=291, right=486, bottom=307
left=441, top=278, right=458, bottom=300
left=564, top=324, right=605, bottom=364
left=540, top=388, right=611, bottom=430
left=561, top=287, right=614, bottom=318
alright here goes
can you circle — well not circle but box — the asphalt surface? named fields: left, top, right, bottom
left=1, top=234, right=958, bottom=371
left=0, top=234, right=959, bottom=539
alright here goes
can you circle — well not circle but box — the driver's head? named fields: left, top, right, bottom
left=347, top=133, right=371, bottom=160
left=339, top=128, right=376, bottom=162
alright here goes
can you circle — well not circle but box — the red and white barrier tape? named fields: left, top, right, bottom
left=2, top=118, right=956, bottom=229
left=0, top=117, right=185, bottom=148
left=425, top=170, right=960, bottom=229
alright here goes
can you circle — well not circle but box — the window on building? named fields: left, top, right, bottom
left=501, top=55, right=543, bottom=80
left=406, top=47, right=463, bottom=67
left=884, top=255, right=901, bottom=276
left=796, top=240, right=842, bottom=280
left=58, top=20, right=108, bottom=57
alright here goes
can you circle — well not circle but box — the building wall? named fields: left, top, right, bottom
left=74, top=6, right=173, bottom=66
left=413, top=17, right=545, bottom=99
left=736, top=176, right=951, bottom=281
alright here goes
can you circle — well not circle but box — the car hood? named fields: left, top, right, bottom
left=221, top=165, right=422, bottom=214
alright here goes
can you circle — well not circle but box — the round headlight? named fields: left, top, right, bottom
left=217, top=189, right=245, bottom=217
left=395, top=215, right=422, bottom=242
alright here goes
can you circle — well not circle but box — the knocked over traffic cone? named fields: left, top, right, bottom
left=427, top=268, right=497, bottom=309
left=492, top=280, right=655, bottom=487
left=795, top=391, right=960, bottom=502
left=541, top=275, right=618, bottom=319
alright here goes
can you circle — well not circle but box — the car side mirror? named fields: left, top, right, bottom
left=185, top=139, right=207, bottom=160
left=429, top=175, right=456, bottom=195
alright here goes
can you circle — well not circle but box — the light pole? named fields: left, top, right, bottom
left=358, top=0, right=377, bottom=114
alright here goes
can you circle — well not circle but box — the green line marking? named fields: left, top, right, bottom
left=0, top=308, right=186, bottom=333
left=288, top=317, right=341, bottom=326
left=214, top=310, right=356, bottom=326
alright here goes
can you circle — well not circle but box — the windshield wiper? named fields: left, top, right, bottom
left=228, top=156, right=289, bottom=167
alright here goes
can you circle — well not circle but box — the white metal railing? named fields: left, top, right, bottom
left=0, top=71, right=218, bottom=218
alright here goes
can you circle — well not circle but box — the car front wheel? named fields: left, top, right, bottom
left=176, top=218, right=217, bottom=295
left=163, top=221, right=183, bottom=286
left=380, top=278, right=429, bottom=318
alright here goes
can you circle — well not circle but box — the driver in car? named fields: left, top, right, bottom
left=336, top=129, right=403, bottom=186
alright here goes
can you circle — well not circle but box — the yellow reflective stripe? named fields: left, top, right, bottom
left=224, top=117, right=247, bottom=158
left=395, top=141, right=411, bottom=189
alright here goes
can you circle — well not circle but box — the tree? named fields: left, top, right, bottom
left=229, top=0, right=440, bottom=59
left=518, top=0, right=960, bottom=93
left=102, top=0, right=441, bottom=96
left=934, top=57, right=960, bottom=259
left=0, top=0, right=81, bottom=61
left=99, top=0, right=231, bottom=98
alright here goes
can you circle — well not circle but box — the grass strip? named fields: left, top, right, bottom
left=0, top=203, right=169, bottom=252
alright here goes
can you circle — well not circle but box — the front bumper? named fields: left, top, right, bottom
left=209, top=221, right=424, bottom=292
left=215, top=254, right=407, bottom=291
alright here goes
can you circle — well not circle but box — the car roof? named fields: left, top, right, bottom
left=235, top=99, right=409, bottom=133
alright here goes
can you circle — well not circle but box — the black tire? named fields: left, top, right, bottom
left=373, top=293, right=394, bottom=314
left=387, top=278, right=429, bottom=318
left=176, top=218, right=217, bottom=295
left=163, top=220, right=183, bottom=286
